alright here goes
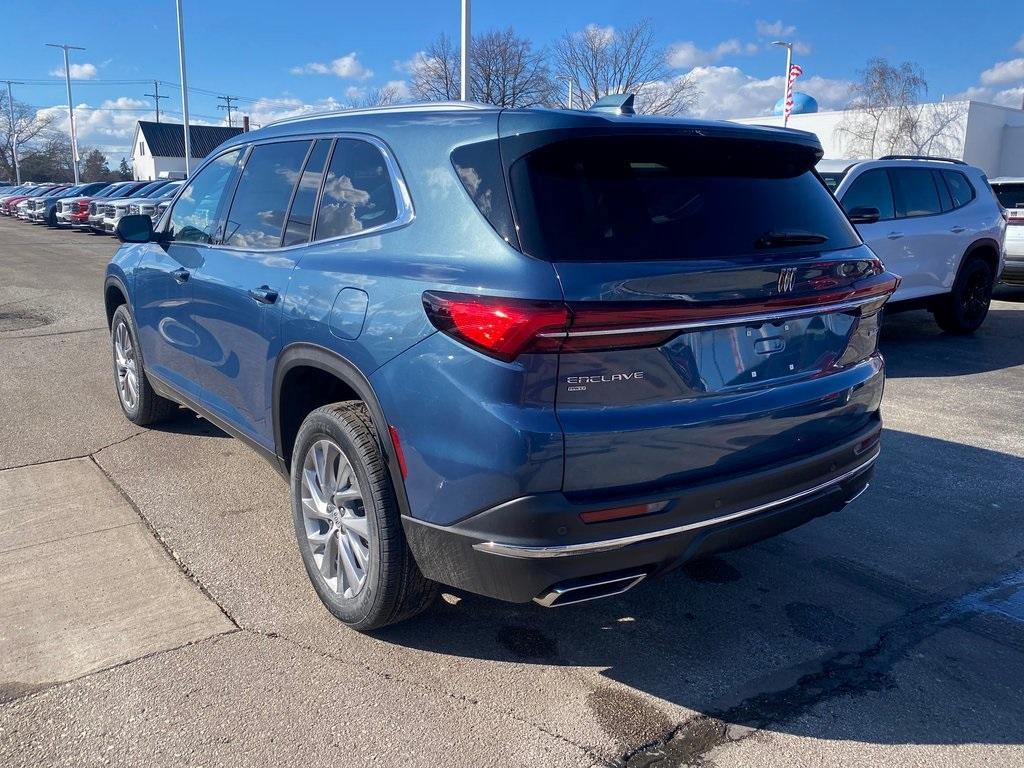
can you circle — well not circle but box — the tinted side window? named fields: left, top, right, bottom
left=943, top=170, right=975, bottom=209
left=841, top=169, right=894, bottom=220
left=223, top=140, right=312, bottom=249
left=315, top=139, right=398, bottom=241
left=168, top=149, right=243, bottom=244
left=282, top=139, right=332, bottom=247
left=892, top=168, right=942, bottom=218
left=452, top=140, right=520, bottom=248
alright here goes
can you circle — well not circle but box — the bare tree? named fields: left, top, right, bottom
left=0, top=92, right=57, bottom=180
left=411, top=29, right=552, bottom=107
left=350, top=84, right=403, bottom=109
left=553, top=20, right=698, bottom=115
left=410, top=34, right=460, bottom=101
left=471, top=28, right=552, bottom=107
left=836, top=58, right=930, bottom=158
left=903, top=100, right=968, bottom=157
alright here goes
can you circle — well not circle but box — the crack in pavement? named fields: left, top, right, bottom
left=1, top=431, right=144, bottom=473
left=0, top=326, right=106, bottom=341
left=620, top=553, right=1024, bottom=767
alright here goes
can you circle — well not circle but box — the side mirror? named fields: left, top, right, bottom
left=846, top=206, right=881, bottom=225
left=115, top=214, right=154, bottom=243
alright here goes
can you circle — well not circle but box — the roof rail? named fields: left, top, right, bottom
left=878, top=154, right=966, bottom=165
left=267, top=100, right=493, bottom=127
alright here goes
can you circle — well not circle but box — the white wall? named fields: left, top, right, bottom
left=733, top=100, right=1024, bottom=177
left=132, top=153, right=187, bottom=181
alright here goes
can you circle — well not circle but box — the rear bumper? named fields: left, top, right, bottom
left=1001, top=255, right=1024, bottom=284
left=403, top=420, right=880, bottom=603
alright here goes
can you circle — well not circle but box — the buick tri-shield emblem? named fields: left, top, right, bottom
left=777, top=267, right=797, bottom=293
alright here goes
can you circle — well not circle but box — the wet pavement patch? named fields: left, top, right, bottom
left=0, top=310, right=52, bottom=332
left=588, top=685, right=675, bottom=756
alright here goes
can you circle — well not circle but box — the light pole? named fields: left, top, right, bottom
left=175, top=0, right=193, bottom=176
left=772, top=40, right=794, bottom=126
left=460, top=0, right=471, bottom=101
left=3, top=80, right=23, bottom=184
left=560, top=76, right=574, bottom=109
left=46, top=43, right=85, bottom=183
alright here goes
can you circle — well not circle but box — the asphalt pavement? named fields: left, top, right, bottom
left=0, top=216, right=1022, bottom=767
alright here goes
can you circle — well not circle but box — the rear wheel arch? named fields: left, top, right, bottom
left=960, top=238, right=1000, bottom=278
left=273, top=344, right=412, bottom=516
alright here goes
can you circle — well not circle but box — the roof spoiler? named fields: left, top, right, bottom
left=589, top=93, right=636, bottom=115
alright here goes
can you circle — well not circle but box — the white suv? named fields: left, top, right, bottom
left=819, top=157, right=1006, bottom=333
left=987, top=178, right=1024, bottom=285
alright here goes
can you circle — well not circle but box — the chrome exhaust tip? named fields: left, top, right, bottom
left=533, top=571, right=647, bottom=608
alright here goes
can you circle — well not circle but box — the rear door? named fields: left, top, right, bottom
left=887, top=167, right=957, bottom=297
left=502, top=126, right=895, bottom=495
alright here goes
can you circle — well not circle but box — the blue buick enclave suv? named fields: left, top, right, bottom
left=104, top=98, right=898, bottom=630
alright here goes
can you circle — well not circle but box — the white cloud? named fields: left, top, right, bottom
left=667, top=38, right=758, bottom=68
left=685, top=65, right=852, bottom=119
left=755, top=20, right=796, bottom=39
left=290, top=52, right=373, bottom=80
left=1015, top=35, right=1024, bottom=53
left=34, top=96, right=150, bottom=157
left=980, top=58, right=1024, bottom=85
left=49, top=62, right=98, bottom=80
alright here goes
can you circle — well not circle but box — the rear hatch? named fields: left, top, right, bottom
left=499, top=118, right=896, bottom=496
left=992, top=182, right=1024, bottom=245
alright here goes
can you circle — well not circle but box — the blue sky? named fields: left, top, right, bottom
left=3, top=0, right=1022, bottom=159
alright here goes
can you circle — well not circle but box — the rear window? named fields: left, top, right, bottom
left=991, top=182, right=1024, bottom=209
left=507, top=135, right=859, bottom=262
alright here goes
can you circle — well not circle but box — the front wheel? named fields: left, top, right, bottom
left=110, top=305, right=178, bottom=425
left=291, top=402, right=437, bottom=631
left=933, top=256, right=995, bottom=334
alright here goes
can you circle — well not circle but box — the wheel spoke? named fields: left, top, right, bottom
left=301, top=495, right=329, bottom=520
left=340, top=513, right=368, bottom=540
left=339, top=538, right=363, bottom=594
left=303, top=468, right=327, bottom=511
left=347, top=531, right=370, bottom=568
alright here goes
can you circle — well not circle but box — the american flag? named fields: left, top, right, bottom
left=784, top=63, right=804, bottom=123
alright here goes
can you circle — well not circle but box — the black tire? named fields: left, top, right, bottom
left=291, top=402, right=438, bottom=631
left=933, top=255, right=995, bottom=335
left=110, top=304, right=178, bottom=426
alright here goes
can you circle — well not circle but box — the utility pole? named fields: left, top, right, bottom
left=560, top=76, right=573, bottom=109
left=217, top=95, right=239, bottom=127
left=3, top=80, right=23, bottom=184
left=46, top=43, right=85, bottom=183
left=144, top=80, right=168, bottom=122
left=175, top=0, right=192, bottom=176
left=460, top=0, right=471, bottom=101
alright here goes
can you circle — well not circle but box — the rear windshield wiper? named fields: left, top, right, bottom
left=755, top=231, right=829, bottom=249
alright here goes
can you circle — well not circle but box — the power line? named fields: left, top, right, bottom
left=144, top=80, right=168, bottom=122
left=216, top=94, right=238, bottom=127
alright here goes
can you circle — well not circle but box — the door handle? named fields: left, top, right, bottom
left=886, top=232, right=904, bottom=240
left=248, top=286, right=279, bottom=305
left=172, top=268, right=190, bottom=284
left=950, top=225, right=967, bottom=233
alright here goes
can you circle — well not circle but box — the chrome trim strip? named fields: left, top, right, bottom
left=473, top=453, right=878, bottom=559
left=533, top=572, right=647, bottom=608
left=536, top=296, right=881, bottom=340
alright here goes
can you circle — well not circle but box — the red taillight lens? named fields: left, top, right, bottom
left=579, top=501, right=668, bottom=524
left=422, top=292, right=568, bottom=362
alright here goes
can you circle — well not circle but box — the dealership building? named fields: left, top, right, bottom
left=734, top=97, right=1024, bottom=178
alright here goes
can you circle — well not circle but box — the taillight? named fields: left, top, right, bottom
left=422, top=292, right=568, bottom=361
left=423, top=264, right=899, bottom=363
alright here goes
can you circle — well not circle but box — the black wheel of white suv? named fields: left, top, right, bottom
left=290, top=402, right=438, bottom=631
left=933, top=255, right=995, bottom=334
left=109, top=304, right=178, bottom=426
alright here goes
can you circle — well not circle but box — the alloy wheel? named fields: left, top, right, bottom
left=113, top=321, right=139, bottom=412
left=300, top=438, right=371, bottom=598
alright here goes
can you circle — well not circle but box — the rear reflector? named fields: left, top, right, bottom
left=388, top=425, right=409, bottom=479
left=580, top=501, right=668, bottom=524
left=422, top=264, right=899, bottom=362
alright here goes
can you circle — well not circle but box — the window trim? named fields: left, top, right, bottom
left=203, top=132, right=414, bottom=254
